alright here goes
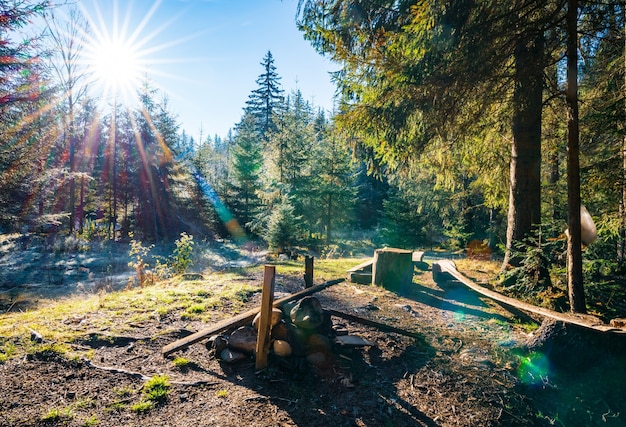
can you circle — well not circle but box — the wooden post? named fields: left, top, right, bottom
left=255, top=265, right=275, bottom=370
left=304, top=255, right=314, bottom=288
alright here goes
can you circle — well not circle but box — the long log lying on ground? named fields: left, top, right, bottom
left=433, top=260, right=626, bottom=334
left=325, top=308, right=425, bottom=341
left=162, top=278, right=345, bottom=356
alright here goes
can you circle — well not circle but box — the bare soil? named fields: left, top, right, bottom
left=1, top=243, right=625, bottom=427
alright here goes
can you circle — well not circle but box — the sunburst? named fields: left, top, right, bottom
left=80, top=0, right=160, bottom=105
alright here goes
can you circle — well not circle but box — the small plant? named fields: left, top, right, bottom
left=215, top=389, right=228, bottom=398
left=128, top=235, right=154, bottom=287
left=171, top=232, right=194, bottom=274
left=114, top=386, right=134, bottom=397
left=142, top=375, right=171, bottom=404
left=186, top=303, right=205, bottom=314
left=0, top=342, right=16, bottom=363
left=130, top=400, right=153, bottom=413
left=82, top=415, right=99, bottom=427
left=41, top=407, right=73, bottom=422
left=172, top=356, right=192, bottom=369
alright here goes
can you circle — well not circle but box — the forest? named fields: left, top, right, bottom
left=1, top=1, right=626, bottom=426
left=1, top=1, right=625, bottom=316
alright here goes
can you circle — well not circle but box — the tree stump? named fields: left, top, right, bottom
left=372, top=248, right=413, bottom=293
left=525, top=318, right=626, bottom=370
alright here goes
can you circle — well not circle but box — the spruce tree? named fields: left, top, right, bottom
left=245, top=51, right=284, bottom=142
left=231, top=112, right=263, bottom=232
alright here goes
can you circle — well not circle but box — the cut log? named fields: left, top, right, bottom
left=432, top=260, right=626, bottom=334
left=325, top=308, right=424, bottom=341
left=162, top=278, right=345, bottom=356
left=372, top=248, right=414, bottom=293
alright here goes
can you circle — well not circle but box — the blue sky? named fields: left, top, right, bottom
left=75, top=0, right=338, bottom=141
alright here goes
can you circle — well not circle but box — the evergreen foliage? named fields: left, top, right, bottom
left=245, top=50, right=285, bottom=142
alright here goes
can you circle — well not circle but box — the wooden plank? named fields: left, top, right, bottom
left=255, top=266, right=275, bottom=370
left=433, top=260, right=626, bottom=334
left=325, top=308, right=424, bottom=340
left=162, top=277, right=345, bottom=356
left=347, top=258, right=374, bottom=273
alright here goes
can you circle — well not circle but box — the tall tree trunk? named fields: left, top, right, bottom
left=566, top=0, right=586, bottom=313
left=621, top=4, right=626, bottom=265
left=112, top=100, right=118, bottom=241
left=502, top=32, right=545, bottom=268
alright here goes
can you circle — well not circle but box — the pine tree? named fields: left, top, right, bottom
left=245, top=51, right=284, bottom=141
left=296, top=0, right=562, bottom=268
left=309, top=111, right=356, bottom=243
left=0, top=0, right=53, bottom=231
left=231, top=112, right=263, bottom=231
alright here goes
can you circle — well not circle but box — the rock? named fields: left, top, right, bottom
left=252, top=307, right=283, bottom=330
left=306, top=351, right=332, bottom=370
left=219, top=348, right=247, bottom=363
left=290, top=296, right=324, bottom=330
left=334, top=335, right=375, bottom=347
left=306, top=333, right=332, bottom=353
left=272, top=340, right=292, bottom=357
left=228, top=326, right=257, bottom=354
left=29, top=329, right=43, bottom=343
left=271, top=321, right=290, bottom=341
left=206, top=335, right=228, bottom=355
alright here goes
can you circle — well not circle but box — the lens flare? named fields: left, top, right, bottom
left=190, top=169, right=246, bottom=241
left=517, top=351, right=551, bottom=386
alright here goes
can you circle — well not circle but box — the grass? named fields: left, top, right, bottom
left=82, top=415, right=99, bottom=426
left=127, top=375, right=172, bottom=413
left=172, top=356, right=192, bottom=369
left=41, top=407, right=74, bottom=422
left=0, top=267, right=264, bottom=361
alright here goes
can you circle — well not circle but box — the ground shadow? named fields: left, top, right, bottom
left=404, top=280, right=513, bottom=324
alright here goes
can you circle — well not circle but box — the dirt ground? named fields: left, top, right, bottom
left=1, top=246, right=625, bottom=426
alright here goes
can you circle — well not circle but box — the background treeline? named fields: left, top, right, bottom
left=1, top=0, right=626, bottom=287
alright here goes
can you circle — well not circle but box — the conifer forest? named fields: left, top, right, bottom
left=1, top=1, right=626, bottom=426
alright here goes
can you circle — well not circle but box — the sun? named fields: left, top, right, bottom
left=87, top=36, right=143, bottom=101
left=80, top=1, right=156, bottom=105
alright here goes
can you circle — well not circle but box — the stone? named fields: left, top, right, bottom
left=272, top=339, right=293, bottom=357
left=334, top=335, right=375, bottom=347
left=219, top=348, right=247, bottom=363
left=271, top=321, right=290, bottom=341
left=252, top=307, right=283, bottom=330
left=306, top=333, right=332, bottom=353
left=290, top=296, right=324, bottom=330
left=610, top=318, right=626, bottom=328
left=206, top=335, right=228, bottom=354
left=228, top=326, right=257, bottom=354
left=306, top=351, right=332, bottom=370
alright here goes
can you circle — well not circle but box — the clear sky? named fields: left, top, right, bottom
left=74, top=0, right=338, bottom=142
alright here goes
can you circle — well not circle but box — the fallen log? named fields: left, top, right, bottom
left=162, top=278, right=345, bottom=356
left=432, top=260, right=626, bottom=334
left=325, top=308, right=424, bottom=341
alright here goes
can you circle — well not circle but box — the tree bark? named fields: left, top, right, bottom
left=566, top=0, right=586, bottom=313
left=502, top=32, right=545, bottom=268
left=620, top=4, right=626, bottom=265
